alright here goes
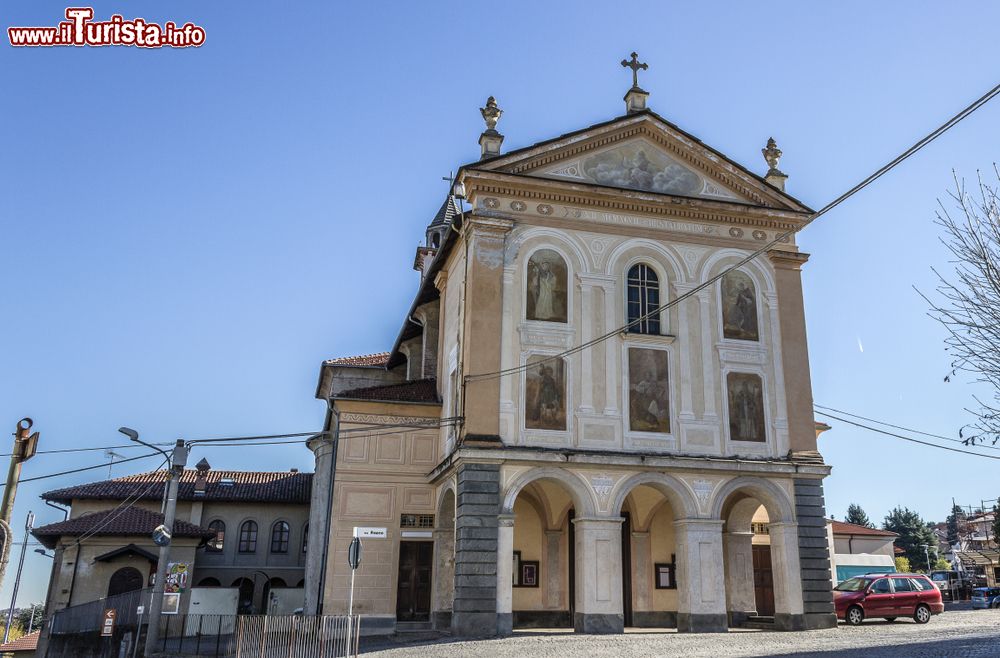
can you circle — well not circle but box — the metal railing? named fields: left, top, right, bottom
left=46, top=610, right=362, bottom=658
left=49, top=587, right=151, bottom=635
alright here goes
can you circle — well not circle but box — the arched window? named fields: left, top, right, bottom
left=238, top=520, right=258, bottom=553
left=721, top=270, right=759, bottom=341
left=197, top=577, right=221, bottom=587
left=270, top=521, right=290, bottom=553
left=526, top=249, right=568, bottom=323
left=107, top=567, right=144, bottom=598
left=302, top=523, right=309, bottom=553
left=206, top=520, right=225, bottom=553
left=627, top=264, right=660, bottom=335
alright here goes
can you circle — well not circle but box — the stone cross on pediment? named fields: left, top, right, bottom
left=621, top=52, right=648, bottom=90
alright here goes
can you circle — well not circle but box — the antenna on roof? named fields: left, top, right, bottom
left=104, top=450, right=125, bottom=479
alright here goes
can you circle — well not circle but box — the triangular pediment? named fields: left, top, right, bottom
left=533, top=136, right=745, bottom=201
left=467, top=113, right=811, bottom=213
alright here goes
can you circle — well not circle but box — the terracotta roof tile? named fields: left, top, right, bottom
left=42, top=470, right=312, bottom=505
left=336, top=378, right=439, bottom=403
left=32, top=507, right=215, bottom=549
left=829, top=520, right=898, bottom=537
left=0, top=631, right=39, bottom=652
left=324, top=352, right=390, bottom=367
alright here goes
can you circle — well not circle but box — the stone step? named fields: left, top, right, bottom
left=741, top=616, right=775, bottom=630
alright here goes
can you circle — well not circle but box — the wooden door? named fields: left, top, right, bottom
left=752, top=545, right=775, bottom=617
left=396, top=541, right=433, bottom=621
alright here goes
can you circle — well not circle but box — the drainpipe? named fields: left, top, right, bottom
left=315, top=400, right=340, bottom=615
left=44, top=500, right=69, bottom=521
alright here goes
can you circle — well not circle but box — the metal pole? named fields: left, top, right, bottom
left=143, top=439, right=187, bottom=657
left=3, top=511, right=33, bottom=643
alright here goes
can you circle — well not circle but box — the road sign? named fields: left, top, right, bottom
left=348, top=537, right=362, bottom=570
left=353, top=526, right=387, bottom=539
left=101, top=609, right=116, bottom=637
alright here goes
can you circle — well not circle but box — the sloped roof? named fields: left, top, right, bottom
left=324, top=352, right=390, bottom=368
left=0, top=630, right=39, bottom=653
left=428, top=195, right=460, bottom=228
left=829, top=520, right=898, bottom=537
left=42, top=469, right=312, bottom=505
left=32, top=507, right=215, bottom=549
left=335, top=378, right=439, bottom=404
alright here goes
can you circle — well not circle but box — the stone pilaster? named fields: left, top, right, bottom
left=452, top=462, right=501, bottom=637
left=769, top=521, right=806, bottom=630
left=544, top=530, right=563, bottom=609
left=431, top=527, right=455, bottom=630
left=572, top=517, right=624, bottom=634
left=460, top=217, right=512, bottom=442
left=793, top=478, right=837, bottom=629
left=767, top=250, right=819, bottom=459
left=723, top=530, right=755, bottom=625
left=674, top=519, right=727, bottom=632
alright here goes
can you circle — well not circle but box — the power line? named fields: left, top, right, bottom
left=12, top=451, right=166, bottom=486
left=814, top=410, right=1000, bottom=460
left=814, top=404, right=1000, bottom=451
left=466, top=78, right=1000, bottom=384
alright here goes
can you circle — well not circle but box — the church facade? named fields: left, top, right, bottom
left=304, top=58, right=837, bottom=637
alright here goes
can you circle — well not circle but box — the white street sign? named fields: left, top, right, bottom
left=353, top=526, right=387, bottom=539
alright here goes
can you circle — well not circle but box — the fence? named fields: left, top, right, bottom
left=46, top=605, right=361, bottom=658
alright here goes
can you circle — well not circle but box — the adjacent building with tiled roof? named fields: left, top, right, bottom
left=829, top=520, right=898, bottom=538
left=33, top=507, right=215, bottom=549
left=334, top=377, right=439, bottom=404
left=827, top=518, right=899, bottom=584
left=34, top=460, right=313, bottom=626
left=42, top=468, right=312, bottom=505
left=0, top=630, right=40, bottom=654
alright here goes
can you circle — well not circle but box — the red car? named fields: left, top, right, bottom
left=834, top=573, right=944, bottom=625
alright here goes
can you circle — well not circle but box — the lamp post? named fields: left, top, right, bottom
left=922, top=544, right=933, bottom=573
left=119, top=428, right=187, bottom=658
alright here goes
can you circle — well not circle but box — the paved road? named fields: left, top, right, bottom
left=362, top=608, right=1000, bottom=657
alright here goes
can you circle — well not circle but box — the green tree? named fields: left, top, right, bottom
left=12, top=604, right=43, bottom=634
left=883, top=507, right=939, bottom=572
left=946, top=505, right=966, bottom=546
left=894, top=556, right=911, bottom=572
left=845, top=503, right=874, bottom=528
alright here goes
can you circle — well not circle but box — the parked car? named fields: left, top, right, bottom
left=834, top=573, right=944, bottom=625
left=971, top=587, right=1000, bottom=609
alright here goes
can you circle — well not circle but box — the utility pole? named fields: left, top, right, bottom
left=3, top=511, right=33, bottom=643
left=0, top=419, right=39, bottom=595
left=146, top=439, right=186, bottom=657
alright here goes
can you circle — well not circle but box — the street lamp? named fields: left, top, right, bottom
left=118, top=427, right=188, bottom=658
left=922, top=544, right=933, bottom=572
left=33, top=549, right=52, bottom=559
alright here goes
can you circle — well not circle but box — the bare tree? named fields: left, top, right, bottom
left=921, top=169, right=1000, bottom=446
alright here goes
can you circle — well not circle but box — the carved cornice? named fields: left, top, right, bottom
left=767, top=249, right=810, bottom=270
left=463, top=170, right=807, bottom=232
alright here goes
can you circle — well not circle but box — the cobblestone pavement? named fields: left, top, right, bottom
left=362, top=609, right=1000, bottom=657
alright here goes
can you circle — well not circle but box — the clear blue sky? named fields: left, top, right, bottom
left=3, top=1, right=999, bottom=606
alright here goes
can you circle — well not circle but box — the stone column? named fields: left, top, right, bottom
left=431, top=527, right=456, bottom=630
left=461, top=217, right=513, bottom=442
left=674, top=519, right=727, bottom=632
left=766, top=250, right=817, bottom=458
left=572, top=517, right=624, bottom=634
left=452, top=462, right=501, bottom=637
left=496, top=515, right=515, bottom=635
left=769, top=522, right=805, bottom=630
left=793, top=478, right=837, bottom=629
left=630, top=531, right=651, bottom=624
left=544, top=530, right=563, bottom=610
left=722, top=530, right=755, bottom=626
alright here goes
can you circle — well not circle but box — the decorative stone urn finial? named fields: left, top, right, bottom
left=762, top=137, right=788, bottom=191
left=479, top=96, right=504, bottom=159
left=480, top=96, right=502, bottom=135
left=762, top=137, right=783, bottom=176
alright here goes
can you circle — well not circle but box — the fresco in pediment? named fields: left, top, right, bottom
left=535, top=140, right=742, bottom=200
